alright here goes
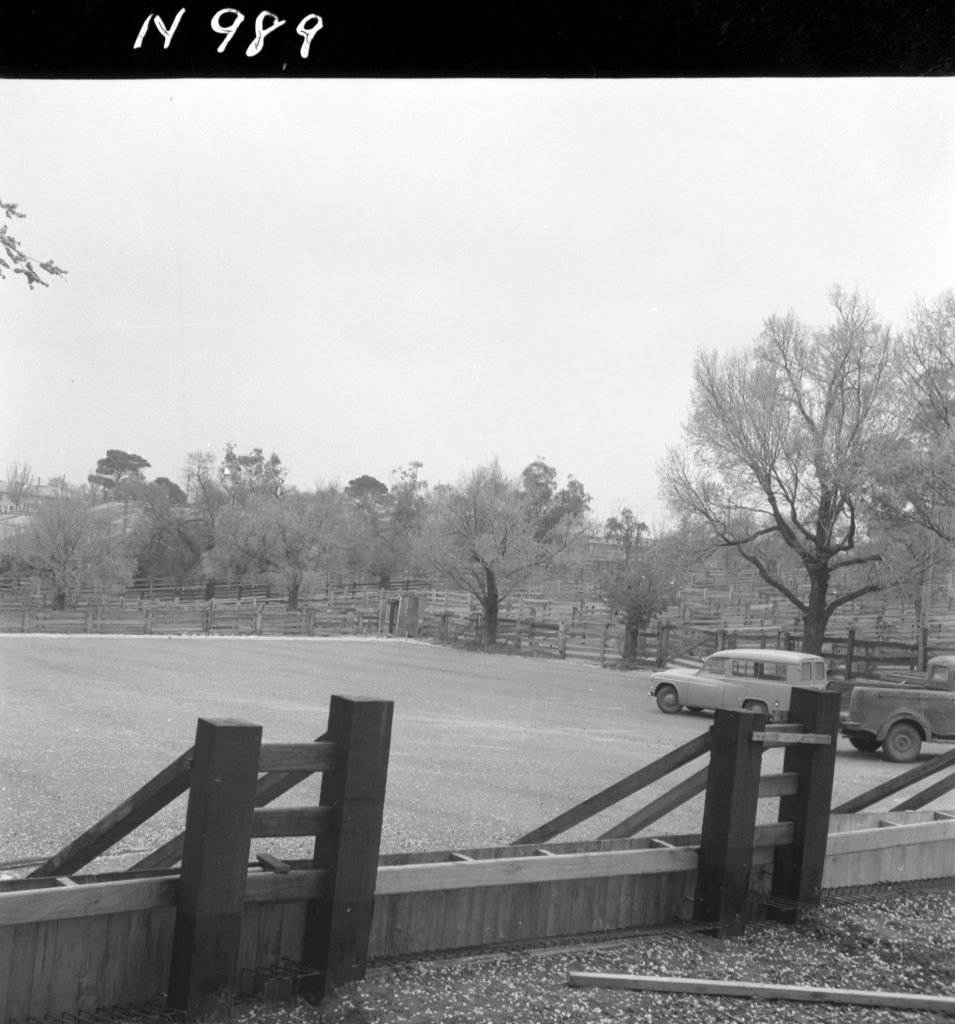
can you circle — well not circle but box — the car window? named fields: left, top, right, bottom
left=928, top=665, right=946, bottom=684
left=800, top=662, right=814, bottom=682
left=731, top=659, right=758, bottom=678
left=814, top=662, right=825, bottom=681
left=701, top=657, right=728, bottom=675
left=761, top=661, right=789, bottom=681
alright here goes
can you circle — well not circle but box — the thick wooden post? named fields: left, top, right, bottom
left=301, top=697, right=393, bottom=999
left=167, top=719, right=262, bottom=1021
left=694, top=708, right=766, bottom=937
left=769, top=687, right=840, bottom=923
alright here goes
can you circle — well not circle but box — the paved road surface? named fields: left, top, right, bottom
left=2, top=635, right=949, bottom=869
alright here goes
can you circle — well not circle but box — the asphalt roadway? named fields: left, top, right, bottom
left=2, top=635, right=950, bottom=870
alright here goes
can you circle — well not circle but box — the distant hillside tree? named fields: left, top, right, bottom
left=659, top=288, right=902, bottom=654
left=87, top=450, right=151, bottom=496
left=9, top=491, right=130, bottom=608
left=204, top=487, right=347, bottom=610
left=598, top=534, right=683, bottom=657
left=220, top=444, right=286, bottom=504
left=343, top=463, right=430, bottom=586
left=425, top=459, right=590, bottom=644
left=874, top=289, right=955, bottom=543
left=603, top=508, right=647, bottom=565
left=521, top=458, right=592, bottom=540
left=5, top=461, right=38, bottom=506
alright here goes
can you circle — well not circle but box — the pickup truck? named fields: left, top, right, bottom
left=840, top=655, right=955, bottom=762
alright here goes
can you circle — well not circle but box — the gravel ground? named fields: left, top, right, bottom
left=236, top=886, right=955, bottom=1023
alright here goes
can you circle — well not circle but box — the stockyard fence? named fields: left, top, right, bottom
left=2, top=590, right=955, bottom=681
left=5, top=689, right=955, bottom=1024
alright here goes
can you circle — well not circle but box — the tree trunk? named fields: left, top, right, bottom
left=287, top=579, right=301, bottom=612
left=624, top=623, right=640, bottom=659
left=801, top=565, right=830, bottom=654
left=52, top=590, right=67, bottom=611
left=481, top=567, right=499, bottom=645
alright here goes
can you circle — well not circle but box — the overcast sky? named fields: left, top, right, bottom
left=3, top=78, right=953, bottom=522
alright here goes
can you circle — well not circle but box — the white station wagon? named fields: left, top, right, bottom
left=649, top=648, right=829, bottom=721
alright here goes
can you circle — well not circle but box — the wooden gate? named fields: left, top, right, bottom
left=0, top=696, right=393, bottom=1023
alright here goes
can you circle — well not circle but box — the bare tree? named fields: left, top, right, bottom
left=203, top=487, right=347, bottom=610
left=425, top=459, right=589, bottom=644
left=10, top=492, right=130, bottom=608
left=5, top=461, right=37, bottom=507
left=876, top=289, right=955, bottom=542
left=659, top=288, right=902, bottom=653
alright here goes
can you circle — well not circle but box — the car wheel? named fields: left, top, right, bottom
left=848, top=735, right=882, bottom=753
left=883, top=722, right=922, bottom=763
left=655, top=685, right=683, bottom=714
left=742, top=700, right=769, bottom=718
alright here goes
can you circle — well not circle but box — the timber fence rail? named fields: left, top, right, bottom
left=366, top=687, right=955, bottom=959
left=0, top=697, right=393, bottom=1024
left=6, top=695, right=955, bottom=1020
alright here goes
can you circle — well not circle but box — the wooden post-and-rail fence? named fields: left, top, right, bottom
left=0, top=696, right=393, bottom=1024
left=511, top=686, right=841, bottom=939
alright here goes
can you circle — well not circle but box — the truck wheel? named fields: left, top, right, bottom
left=848, top=736, right=881, bottom=753
left=883, top=722, right=922, bottom=763
left=655, top=685, right=683, bottom=714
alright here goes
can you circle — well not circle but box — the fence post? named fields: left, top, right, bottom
left=558, top=620, right=567, bottom=659
left=166, top=718, right=262, bottom=1021
left=845, top=627, right=856, bottom=680
left=599, top=621, right=609, bottom=667
left=769, top=687, right=840, bottom=923
left=301, top=696, right=393, bottom=1000
left=656, top=623, right=670, bottom=668
left=694, top=707, right=766, bottom=938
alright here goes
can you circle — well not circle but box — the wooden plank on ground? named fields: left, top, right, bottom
left=375, top=846, right=698, bottom=895
left=28, top=748, right=194, bottom=877
left=566, top=972, right=955, bottom=1014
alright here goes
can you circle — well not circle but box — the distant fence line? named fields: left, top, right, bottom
left=0, top=593, right=645, bottom=668
left=3, top=590, right=955, bottom=680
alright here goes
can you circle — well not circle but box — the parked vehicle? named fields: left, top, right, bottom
left=840, top=655, right=955, bottom=763
left=649, top=648, right=828, bottom=721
